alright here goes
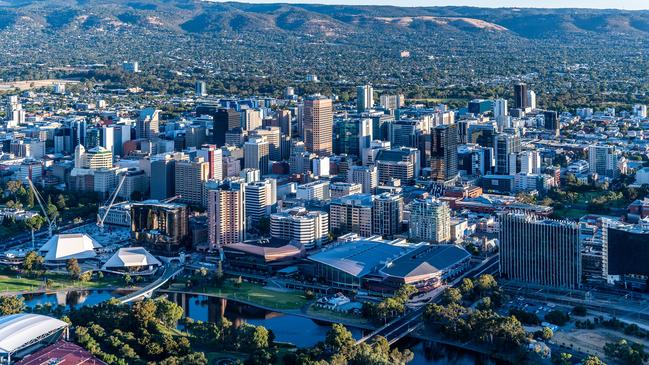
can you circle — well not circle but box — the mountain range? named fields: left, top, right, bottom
left=1, top=0, right=649, bottom=39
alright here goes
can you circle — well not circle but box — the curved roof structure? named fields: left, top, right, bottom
left=0, top=314, right=68, bottom=355
left=39, top=233, right=102, bottom=262
left=102, top=247, right=162, bottom=269
left=308, top=240, right=409, bottom=278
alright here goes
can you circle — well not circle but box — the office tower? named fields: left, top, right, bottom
left=312, top=156, right=330, bottom=177
left=494, top=133, right=521, bottom=175
left=243, top=109, right=262, bottom=131
left=101, top=126, right=114, bottom=154
left=174, top=157, right=210, bottom=206
left=198, top=144, right=223, bottom=180
left=5, top=95, right=24, bottom=127
left=74, top=146, right=113, bottom=169
left=118, top=168, right=148, bottom=200
left=303, top=95, right=333, bottom=156
left=270, top=207, right=329, bottom=249
left=431, top=124, right=458, bottom=182
left=589, top=145, right=620, bottom=179
left=329, top=193, right=374, bottom=237
left=520, top=150, right=541, bottom=174
left=493, top=98, right=508, bottom=121
left=207, top=181, right=245, bottom=248
left=244, top=136, right=269, bottom=175
left=372, top=193, right=403, bottom=239
left=527, top=90, right=537, bottom=110
left=251, top=127, right=281, bottom=161
left=204, top=107, right=241, bottom=147
left=375, top=147, right=420, bottom=184
left=499, top=213, right=581, bottom=289
left=113, top=124, right=131, bottom=157
left=389, top=120, right=419, bottom=148
left=136, top=108, right=160, bottom=140
left=348, top=165, right=378, bottom=194
left=195, top=81, right=207, bottom=97
left=296, top=180, right=330, bottom=201
left=151, top=153, right=187, bottom=200
left=85, top=128, right=100, bottom=149
left=514, top=83, right=528, bottom=110
left=240, top=168, right=261, bottom=183
left=356, top=85, right=374, bottom=112
left=245, top=179, right=276, bottom=224
left=468, top=123, right=497, bottom=148
left=130, top=201, right=189, bottom=254
left=329, top=182, right=363, bottom=199
left=72, top=119, right=87, bottom=151
left=277, top=109, right=292, bottom=137
left=543, top=110, right=559, bottom=134
left=579, top=217, right=608, bottom=283
left=379, top=94, right=405, bottom=110
left=468, top=99, right=492, bottom=115
left=333, top=119, right=361, bottom=156
left=359, top=118, right=372, bottom=158
left=409, top=196, right=451, bottom=243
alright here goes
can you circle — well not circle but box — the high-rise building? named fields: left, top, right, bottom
left=329, top=182, right=363, bottom=199
left=5, top=95, right=24, bottom=128
left=493, top=98, right=508, bottom=121
left=431, top=124, right=458, bottom=182
left=330, top=193, right=374, bottom=237
left=408, top=196, right=451, bottom=243
left=198, top=144, right=223, bottom=180
left=174, top=157, right=210, bottom=206
left=519, top=150, right=541, bottom=174
left=494, top=133, right=521, bottom=175
left=251, top=127, right=281, bottom=161
left=243, top=109, right=262, bottom=131
left=245, top=179, right=276, bottom=224
left=207, top=181, right=245, bottom=248
left=136, top=108, right=160, bottom=140
left=375, top=147, right=420, bottom=184
left=131, top=201, right=189, bottom=254
left=372, top=193, right=403, bottom=239
left=514, top=83, right=528, bottom=110
left=195, top=81, right=207, bottom=97
left=270, top=207, right=329, bottom=249
left=356, top=85, right=374, bottom=112
left=74, top=146, right=113, bottom=169
left=296, top=180, right=330, bottom=201
left=543, top=110, right=559, bottom=134
left=500, top=213, right=581, bottom=289
left=589, top=145, right=621, bottom=179
left=100, top=126, right=115, bottom=154
left=348, top=165, right=378, bottom=194
left=198, top=106, right=241, bottom=147
left=379, top=94, right=405, bottom=110
left=244, top=136, right=270, bottom=175
left=151, top=153, right=188, bottom=200
left=527, top=90, right=537, bottom=110
left=303, top=95, right=333, bottom=156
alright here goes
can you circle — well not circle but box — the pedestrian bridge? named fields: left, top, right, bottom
left=117, top=264, right=184, bottom=304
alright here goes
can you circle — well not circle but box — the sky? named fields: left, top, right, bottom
left=207, top=0, right=649, bottom=10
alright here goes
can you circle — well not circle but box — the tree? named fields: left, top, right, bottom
left=133, top=299, right=157, bottom=327
left=459, top=278, right=474, bottom=295
left=66, top=258, right=81, bottom=279
left=124, top=274, right=132, bottom=286
left=442, top=288, right=462, bottom=305
left=552, top=352, right=573, bottom=365
left=22, top=251, right=44, bottom=272
left=545, top=310, right=570, bottom=326
left=476, top=274, right=498, bottom=293
left=325, top=324, right=355, bottom=356
left=155, top=298, right=184, bottom=327
left=582, top=355, right=606, bottom=365
left=56, top=194, right=66, bottom=210
left=0, top=296, right=25, bottom=315
left=79, top=271, right=92, bottom=282
left=540, top=326, right=554, bottom=340
left=572, top=305, right=587, bottom=316
left=250, top=326, right=270, bottom=351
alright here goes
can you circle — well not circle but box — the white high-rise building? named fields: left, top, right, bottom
left=244, top=136, right=269, bottom=175
left=270, top=207, right=329, bottom=249
left=527, top=90, right=537, bottom=110
left=312, top=156, right=330, bottom=177
left=195, top=81, right=207, bottom=97
left=6, top=95, right=24, bottom=128
left=244, top=179, right=276, bottom=224
left=356, top=85, right=374, bottom=112
left=520, top=150, right=541, bottom=174
left=243, top=109, right=263, bottom=131
left=101, top=126, right=115, bottom=154
left=296, top=180, right=330, bottom=201
left=408, top=196, right=451, bottom=243
left=493, top=98, right=508, bottom=120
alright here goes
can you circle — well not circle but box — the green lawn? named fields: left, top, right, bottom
left=306, top=305, right=371, bottom=327
left=0, top=273, right=125, bottom=293
left=170, top=280, right=309, bottom=310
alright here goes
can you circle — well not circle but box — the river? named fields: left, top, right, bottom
left=21, top=289, right=507, bottom=365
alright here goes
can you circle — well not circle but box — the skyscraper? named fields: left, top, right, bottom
left=136, top=108, right=160, bottom=140
left=543, top=110, right=559, bottom=135
left=244, top=136, right=270, bottom=175
left=329, top=193, right=374, bottom=237
left=270, top=207, right=329, bottom=249
left=303, top=95, right=333, bottom=156
left=514, top=83, right=528, bottom=110
left=198, top=144, right=223, bottom=181
left=348, top=165, right=378, bottom=194
left=195, top=81, right=207, bottom=97
left=409, top=196, right=451, bottom=243
left=499, top=213, right=581, bottom=289
left=372, top=193, right=403, bottom=239
left=245, top=179, right=276, bottom=224
left=198, top=106, right=241, bottom=147
left=431, top=124, right=458, bottom=182
left=356, top=85, right=374, bottom=112
left=493, top=98, right=508, bottom=121
left=494, top=132, right=521, bottom=175
left=174, top=157, right=210, bottom=206
left=207, top=181, right=245, bottom=248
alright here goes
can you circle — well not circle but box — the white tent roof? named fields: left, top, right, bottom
left=39, top=233, right=102, bottom=262
left=102, top=247, right=162, bottom=269
left=0, top=313, right=68, bottom=354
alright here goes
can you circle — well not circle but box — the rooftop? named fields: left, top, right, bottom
left=380, top=244, right=471, bottom=280
left=0, top=314, right=68, bottom=355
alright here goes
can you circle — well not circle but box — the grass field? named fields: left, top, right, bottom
left=169, top=280, right=309, bottom=310
left=0, top=273, right=125, bottom=294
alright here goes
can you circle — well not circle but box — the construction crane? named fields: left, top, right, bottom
left=97, top=174, right=127, bottom=233
left=26, top=177, right=56, bottom=240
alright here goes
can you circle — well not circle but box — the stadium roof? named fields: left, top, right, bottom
left=102, top=247, right=162, bottom=269
left=0, top=314, right=68, bottom=355
left=380, top=244, right=471, bottom=281
left=39, top=233, right=102, bottom=262
left=308, top=240, right=409, bottom=278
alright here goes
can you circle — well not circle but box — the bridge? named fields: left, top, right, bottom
left=117, top=264, right=184, bottom=304
left=357, top=254, right=500, bottom=345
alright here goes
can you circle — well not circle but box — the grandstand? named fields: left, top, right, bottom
left=0, top=314, right=69, bottom=364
